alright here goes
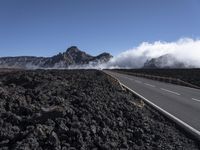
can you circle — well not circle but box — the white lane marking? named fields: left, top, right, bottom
left=135, top=80, right=142, bottom=83
left=125, top=77, right=133, bottom=80
left=144, top=83, right=155, bottom=87
left=192, top=98, right=200, bottom=102
left=161, top=88, right=181, bottom=96
left=124, top=76, right=129, bottom=79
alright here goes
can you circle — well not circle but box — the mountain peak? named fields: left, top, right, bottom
left=66, top=46, right=80, bottom=53
left=0, top=47, right=112, bottom=69
left=66, top=46, right=80, bottom=52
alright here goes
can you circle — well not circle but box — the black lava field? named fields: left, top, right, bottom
left=0, top=69, right=199, bottom=150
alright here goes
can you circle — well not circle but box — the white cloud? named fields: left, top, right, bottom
left=103, top=38, right=200, bottom=68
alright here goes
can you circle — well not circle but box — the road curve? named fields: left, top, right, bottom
left=104, top=70, right=200, bottom=135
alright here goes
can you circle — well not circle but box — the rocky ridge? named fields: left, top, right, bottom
left=0, top=46, right=112, bottom=69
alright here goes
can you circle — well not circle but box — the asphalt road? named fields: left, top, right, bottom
left=104, top=70, right=200, bottom=133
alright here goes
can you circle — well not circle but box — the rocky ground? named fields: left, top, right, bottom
left=0, top=69, right=199, bottom=150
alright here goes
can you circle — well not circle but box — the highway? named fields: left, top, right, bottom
left=104, top=70, right=200, bottom=134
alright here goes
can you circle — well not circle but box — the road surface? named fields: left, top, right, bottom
left=104, top=70, right=200, bottom=133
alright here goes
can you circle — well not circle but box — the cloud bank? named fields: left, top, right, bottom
left=102, top=38, right=200, bottom=69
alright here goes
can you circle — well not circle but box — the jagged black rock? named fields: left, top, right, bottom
left=0, top=69, right=199, bottom=149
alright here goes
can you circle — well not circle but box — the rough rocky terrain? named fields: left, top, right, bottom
left=0, top=69, right=199, bottom=150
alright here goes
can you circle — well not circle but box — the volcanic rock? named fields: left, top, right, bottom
left=0, top=69, right=199, bottom=149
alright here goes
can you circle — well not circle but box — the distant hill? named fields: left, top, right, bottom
left=143, top=54, right=187, bottom=69
left=0, top=46, right=112, bottom=69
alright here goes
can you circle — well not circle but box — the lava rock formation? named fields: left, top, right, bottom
left=0, top=70, right=199, bottom=149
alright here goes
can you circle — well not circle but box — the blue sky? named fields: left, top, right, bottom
left=0, top=0, right=200, bottom=57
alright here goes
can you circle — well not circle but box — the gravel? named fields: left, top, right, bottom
left=0, top=69, right=199, bottom=150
